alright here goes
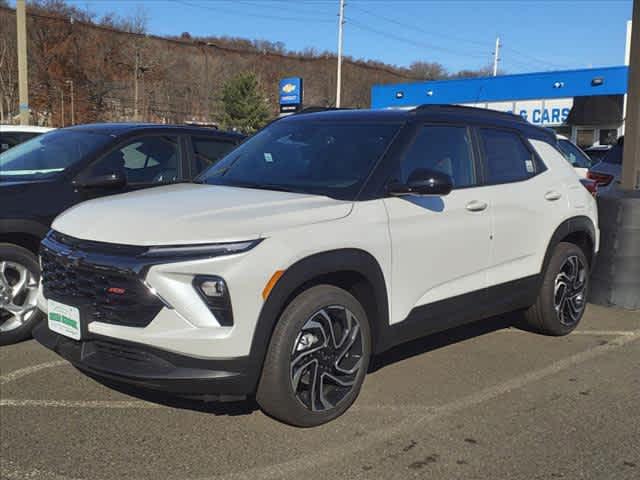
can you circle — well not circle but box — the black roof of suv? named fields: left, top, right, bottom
left=283, top=105, right=555, bottom=143
left=63, top=122, right=245, bottom=139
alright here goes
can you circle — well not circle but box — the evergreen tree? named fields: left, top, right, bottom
left=220, top=72, right=270, bottom=134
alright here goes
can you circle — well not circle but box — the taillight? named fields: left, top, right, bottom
left=579, top=179, right=598, bottom=196
left=587, top=171, right=613, bottom=186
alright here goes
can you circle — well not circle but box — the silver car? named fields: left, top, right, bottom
left=588, top=137, right=623, bottom=194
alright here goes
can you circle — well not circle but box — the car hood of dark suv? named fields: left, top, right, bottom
left=52, top=183, right=353, bottom=246
left=0, top=177, right=53, bottom=188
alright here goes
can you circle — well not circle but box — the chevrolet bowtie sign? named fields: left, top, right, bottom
left=279, top=77, right=303, bottom=114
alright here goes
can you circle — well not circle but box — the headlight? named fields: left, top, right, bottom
left=142, top=239, right=262, bottom=259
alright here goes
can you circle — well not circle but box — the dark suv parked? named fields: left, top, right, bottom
left=0, top=123, right=244, bottom=345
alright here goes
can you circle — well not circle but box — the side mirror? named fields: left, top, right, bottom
left=387, top=168, right=453, bottom=197
left=76, top=171, right=127, bottom=189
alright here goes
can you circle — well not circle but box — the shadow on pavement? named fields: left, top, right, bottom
left=369, top=313, right=517, bottom=373
left=83, top=371, right=260, bottom=415
left=81, top=313, right=521, bottom=416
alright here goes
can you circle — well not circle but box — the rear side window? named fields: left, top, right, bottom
left=90, top=135, right=180, bottom=184
left=191, top=136, right=237, bottom=174
left=0, top=134, right=19, bottom=152
left=478, top=129, right=537, bottom=184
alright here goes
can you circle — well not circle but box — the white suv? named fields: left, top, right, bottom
left=34, top=106, right=599, bottom=427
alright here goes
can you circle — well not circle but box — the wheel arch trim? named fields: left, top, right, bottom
left=542, top=216, right=597, bottom=274
left=247, top=248, right=390, bottom=387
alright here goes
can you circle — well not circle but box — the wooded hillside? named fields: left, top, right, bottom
left=0, top=0, right=490, bottom=127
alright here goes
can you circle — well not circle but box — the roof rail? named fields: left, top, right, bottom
left=411, top=104, right=526, bottom=123
left=294, top=106, right=352, bottom=115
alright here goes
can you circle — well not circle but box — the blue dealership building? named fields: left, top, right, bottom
left=371, top=66, right=629, bottom=148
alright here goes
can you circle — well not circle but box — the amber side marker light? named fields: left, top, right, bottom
left=263, top=270, right=284, bottom=300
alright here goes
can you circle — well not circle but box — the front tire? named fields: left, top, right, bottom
left=0, top=243, right=42, bottom=346
left=256, top=285, right=371, bottom=427
left=523, top=242, right=589, bottom=336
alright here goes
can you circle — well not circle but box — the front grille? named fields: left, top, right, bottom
left=41, top=249, right=163, bottom=328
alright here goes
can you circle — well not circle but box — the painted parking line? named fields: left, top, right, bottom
left=215, top=330, right=640, bottom=480
left=2, top=330, right=638, bottom=480
left=0, top=399, right=160, bottom=409
left=0, top=360, right=67, bottom=385
left=497, top=329, right=638, bottom=336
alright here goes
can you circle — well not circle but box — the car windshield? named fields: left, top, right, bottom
left=197, top=119, right=401, bottom=200
left=0, top=130, right=112, bottom=180
left=557, top=139, right=591, bottom=168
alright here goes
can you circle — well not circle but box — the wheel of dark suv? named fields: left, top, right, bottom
left=523, top=242, right=590, bottom=336
left=0, top=243, right=42, bottom=346
left=256, top=285, right=371, bottom=427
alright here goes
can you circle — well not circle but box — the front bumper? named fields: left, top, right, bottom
left=33, top=321, right=260, bottom=398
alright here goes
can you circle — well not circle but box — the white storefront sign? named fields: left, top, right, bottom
left=462, top=97, right=574, bottom=126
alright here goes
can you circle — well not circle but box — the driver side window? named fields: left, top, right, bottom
left=92, top=135, right=180, bottom=184
left=401, top=126, right=476, bottom=188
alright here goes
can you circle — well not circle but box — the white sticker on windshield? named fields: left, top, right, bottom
left=525, top=160, right=534, bottom=173
left=264, top=152, right=273, bottom=163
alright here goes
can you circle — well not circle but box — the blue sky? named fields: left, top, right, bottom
left=54, top=0, right=633, bottom=74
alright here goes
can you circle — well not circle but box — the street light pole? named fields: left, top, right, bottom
left=336, top=0, right=345, bottom=108
left=134, top=48, right=140, bottom=121
left=16, top=0, right=29, bottom=125
left=66, top=80, right=75, bottom=125
left=60, top=88, right=64, bottom=127
left=492, top=36, right=501, bottom=77
left=621, top=0, right=639, bottom=190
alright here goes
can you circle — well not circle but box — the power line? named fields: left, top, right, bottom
left=349, top=3, right=489, bottom=50
left=175, top=0, right=334, bottom=23
left=502, top=46, right=567, bottom=70
left=231, top=0, right=335, bottom=16
left=346, top=17, right=488, bottom=60
left=350, top=3, right=570, bottom=72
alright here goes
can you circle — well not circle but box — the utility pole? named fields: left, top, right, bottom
left=336, top=0, right=345, bottom=108
left=197, top=41, right=212, bottom=120
left=16, top=0, right=29, bottom=125
left=133, top=48, right=140, bottom=121
left=492, top=36, right=501, bottom=77
left=621, top=20, right=632, bottom=137
left=621, top=0, right=639, bottom=190
left=66, top=80, right=75, bottom=125
left=60, top=88, right=64, bottom=127
left=204, top=48, right=209, bottom=120
left=591, top=0, right=640, bottom=310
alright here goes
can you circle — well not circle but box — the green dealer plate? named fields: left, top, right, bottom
left=48, top=299, right=81, bottom=341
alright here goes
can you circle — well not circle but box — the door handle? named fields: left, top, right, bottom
left=466, top=200, right=488, bottom=212
left=545, top=191, right=562, bottom=201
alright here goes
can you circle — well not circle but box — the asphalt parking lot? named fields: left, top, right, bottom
left=1, top=304, right=639, bottom=480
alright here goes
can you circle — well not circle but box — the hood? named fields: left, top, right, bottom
left=0, top=177, right=56, bottom=189
left=52, top=183, right=353, bottom=246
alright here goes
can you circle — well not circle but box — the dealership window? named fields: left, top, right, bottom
left=553, top=126, right=571, bottom=138
left=599, top=129, right=618, bottom=146
left=478, top=129, right=536, bottom=184
left=576, top=129, right=596, bottom=149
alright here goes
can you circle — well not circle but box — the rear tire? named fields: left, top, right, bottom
left=523, top=242, right=589, bottom=336
left=256, top=285, right=371, bottom=427
left=0, top=243, right=42, bottom=346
